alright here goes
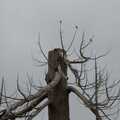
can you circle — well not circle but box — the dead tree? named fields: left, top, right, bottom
left=47, top=48, right=69, bottom=120
left=0, top=21, right=120, bottom=120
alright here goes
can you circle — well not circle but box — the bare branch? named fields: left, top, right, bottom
left=0, top=65, right=63, bottom=119
left=66, top=25, right=78, bottom=52
left=67, top=85, right=101, bottom=119
left=38, top=32, right=48, bottom=61
left=27, top=100, right=49, bottom=120
left=17, top=74, right=27, bottom=100
left=0, top=77, right=4, bottom=105
left=59, top=20, right=65, bottom=50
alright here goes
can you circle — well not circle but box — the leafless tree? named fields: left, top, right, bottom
left=0, top=21, right=120, bottom=120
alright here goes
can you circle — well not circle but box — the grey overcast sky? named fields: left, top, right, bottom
left=0, top=0, right=120, bottom=120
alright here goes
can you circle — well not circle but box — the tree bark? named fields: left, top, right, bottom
left=47, top=48, right=70, bottom=120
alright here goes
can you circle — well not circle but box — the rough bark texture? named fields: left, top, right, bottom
left=47, top=48, right=70, bottom=120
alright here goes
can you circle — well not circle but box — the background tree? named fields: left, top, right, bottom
left=0, top=21, right=120, bottom=120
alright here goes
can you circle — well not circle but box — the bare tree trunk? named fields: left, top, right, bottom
left=95, top=110, right=102, bottom=120
left=96, top=115, right=102, bottom=120
left=47, top=49, right=70, bottom=120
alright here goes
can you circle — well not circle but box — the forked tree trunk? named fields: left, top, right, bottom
left=47, top=48, right=70, bottom=120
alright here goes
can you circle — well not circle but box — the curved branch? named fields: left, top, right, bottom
left=67, top=86, right=102, bottom=119
left=66, top=25, right=78, bottom=52
left=38, top=32, right=48, bottom=61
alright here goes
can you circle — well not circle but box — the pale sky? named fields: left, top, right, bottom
left=0, top=0, right=120, bottom=120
